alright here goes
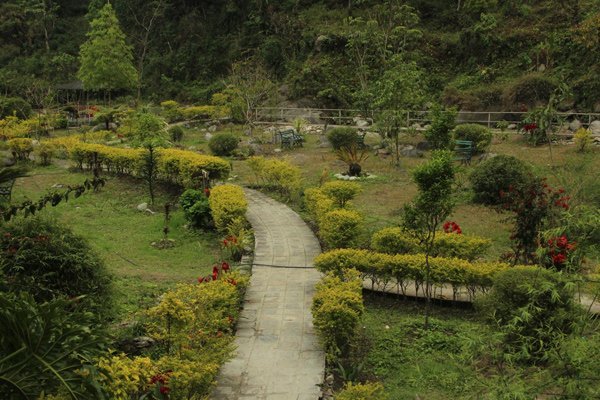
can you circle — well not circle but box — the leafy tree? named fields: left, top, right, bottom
left=78, top=2, right=138, bottom=102
left=424, top=106, right=458, bottom=150
left=129, top=110, right=167, bottom=204
left=224, top=60, right=276, bottom=134
left=402, top=151, right=455, bottom=328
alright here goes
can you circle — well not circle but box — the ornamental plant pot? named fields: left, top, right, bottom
left=348, top=163, right=361, bottom=177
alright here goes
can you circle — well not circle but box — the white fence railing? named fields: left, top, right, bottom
left=253, top=107, right=600, bottom=129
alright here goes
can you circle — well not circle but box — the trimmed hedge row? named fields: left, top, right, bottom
left=371, top=227, right=491, bottom=261
left=208, top=184, right=248, bottom=232
left=62, top=141, right=230, bottom=186
left=314, top=248, right=510, bottom=297
left=312, top=270, right=364, bottom=361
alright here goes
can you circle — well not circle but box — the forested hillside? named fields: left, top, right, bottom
left=1, top=0, right=599, bottom=111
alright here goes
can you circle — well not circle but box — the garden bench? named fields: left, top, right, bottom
left=0, top=179, right=15, bottom=201
left=454, top=140, right=473, bottom=165
left=278, top=129, right=304, bottom=149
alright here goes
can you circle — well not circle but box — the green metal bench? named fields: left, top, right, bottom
left=278, top=129, right=304, bottom=149
left=454, top=140, right=473, bottom=165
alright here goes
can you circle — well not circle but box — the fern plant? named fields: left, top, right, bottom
left=336, top=144, right=369, bottom=177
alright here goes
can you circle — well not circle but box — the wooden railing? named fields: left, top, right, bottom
left=253, top=107, right=600, bottom=129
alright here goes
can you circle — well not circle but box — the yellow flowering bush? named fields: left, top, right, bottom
left=98, top=354, right=158, bottom=399
left=335, top=382, right=388, bottom=400
left=371, top=227, right=491, bottom=261
left=319, top=208, right=364, bottom=249
left=312, top=269, right=364, bottom=360
left=180, top=105, right=230, bottom=120
left=208, top=184, right=248, bottom=232
left=321, top=180, right=361, bottom=207
left=247, top=156, right=303, bottom=199
left=8, top=138, right=34, bottom=160
left=304, top=187, right=335, bottom=224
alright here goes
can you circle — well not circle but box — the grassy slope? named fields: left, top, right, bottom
left=11, top=164, right=221, bottom=317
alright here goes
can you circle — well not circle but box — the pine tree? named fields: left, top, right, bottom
left=78, top=2, right=138, bottom=99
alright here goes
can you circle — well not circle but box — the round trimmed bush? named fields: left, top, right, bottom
left=327, top=127, right=358, bottom=150
left=0, top=218, right=112, bottom=317
left=470, top=155, right=533, bottom=205
left=209, top=132, right=238, bottom=156
left=320, top=209, right=363, bottom=249
left=371, top=227, right=418, bottom=254
left=321, top=181, right=361, bottom=207
left=502, top=73, right=558, bottom=108
left=453, top=123, right=492, bottom=153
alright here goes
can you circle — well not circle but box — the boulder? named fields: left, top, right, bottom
left=400, top=145, right=423, bottom=158
left=507, top=124, right=517, bottom=130
left=353, top=117, right=370, bottom=127
left=416, top=141, right=430, bottom=151
left=2, top=157, right=15, bottom=167
left=208, top=125, right=218, bottom=132
left=204, top=132, right=213, bottom=141
left=569, top=119, right=582, bottom=131
left=589, top=120, right=600, bottom=135
left=377, top=148, right=391, bottom=156
left=137, top=203, right=148, bottom=212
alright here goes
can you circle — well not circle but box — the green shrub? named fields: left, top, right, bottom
left=424, top=106, right=457, bottom=150
left=574, top=128, right=592, bottom=153
left=502, top=73, right=558, bottom=108
left=371, top=227, right=491, bottom=261
left=209, top=132, right=238, bottom=156
left=470, top=155, right=533, bottom=205
left=371, top=227, right=418, bottom=254
left=208, top=184, right=247, bottom=232
left=35, top=142, right=56, bottom=166
left=247, top=156, right=303, bottom=200
left=312, top=270, right=364, bottom=360
left=335, top=382, right=388, bottom=400
left=169, top=125, right=184, bottom=142
left=453, top=123, right=493, bottom=153
left=327, top=127, right=358, bottom=150
left=0, top=96, right=32, bottom=119
left=321, top=181, right=361, bottom=207
left=8, top=138, right=34, bottom=161
left=476, top=266, right=582, bottom=362
left=320, top=209, right=363, bottom=249
left=160, top=100, right=183, bottom=122
left=304, top=187, right=335, bottom=223
left=431, top=233, right=491, bottom=261
left=179, top=189, right=212, bottom=229
left=0, top=218, right=112, bottom=318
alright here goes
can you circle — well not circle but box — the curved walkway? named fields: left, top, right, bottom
left=212, top=189, right=324, bottom=400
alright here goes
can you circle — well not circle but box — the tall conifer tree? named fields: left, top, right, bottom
left=78, top=2, right=138, bottom=100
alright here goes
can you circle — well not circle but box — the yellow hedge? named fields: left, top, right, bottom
left=304, top=187, right=335, bottom=223
left=7, top=138, right=34, bottom=160
left=247, top=156, right=303, bottom=199
left=208, top=184, right=248, bottom=232
left=314, top=248, right=511, bottom=296
left=320, top=208, right=364, bottom=249
left=371, top=227, right=491, bottom=261
left=55, top=139, right=230, bottom=186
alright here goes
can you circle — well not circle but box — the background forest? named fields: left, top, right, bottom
left=0, top=0, right=599, bottom=111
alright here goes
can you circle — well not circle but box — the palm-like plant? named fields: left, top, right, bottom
left=336, top=144, right=369, bottom=177
left=0, top=293, right=107, bottom=399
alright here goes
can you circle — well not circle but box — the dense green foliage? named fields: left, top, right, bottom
left=452, top=123, right=493, bottom=153
left=2, top=1, right=597, bottom=109
left=0, top=217, right=112, bottom=317
left=470, top=155, right=533, bottom=205
left=327, top=127, right=359, bottom=150
left=208, top=132, right=239, bottom=156
left=179, top=189, right=212, bottom=229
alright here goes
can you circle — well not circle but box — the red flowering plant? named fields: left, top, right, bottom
left=498, top=176, right=569, bottom=265
left=148, top=371, right=172, bottom=399
left=221, top=235, right=243, bottom=262
left=443, top=221, right=462, bottom=234
left=541, top=234, right=580, bottom=272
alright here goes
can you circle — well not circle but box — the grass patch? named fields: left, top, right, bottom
left=11, top=164, right=221, bottom=317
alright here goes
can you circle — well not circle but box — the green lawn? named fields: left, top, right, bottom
left=11, top=164, right=221, bottom=317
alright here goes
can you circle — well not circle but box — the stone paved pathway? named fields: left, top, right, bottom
left=212, top=189, right=324, bottom=400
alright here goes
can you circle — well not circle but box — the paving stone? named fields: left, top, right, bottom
left=212, top=189, right=324, bottom=400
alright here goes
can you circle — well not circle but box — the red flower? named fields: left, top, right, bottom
left=552, top=253, right=566, bottom=265
left=212, top=271, right=218, bottom=281
left=198, top=276, right=205, bottom=283
left=221, top=261, right=230, bottom=272
left=160, top=386, right=170, bottom=395
left=204, top=188, right=210, bottom=197
left=557, top=235, right=568, bottom=248
left=216, top=331, right=223, bottom=338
